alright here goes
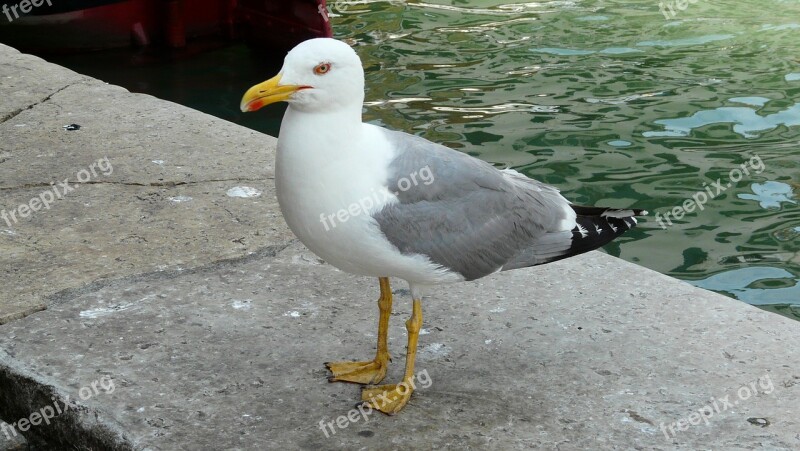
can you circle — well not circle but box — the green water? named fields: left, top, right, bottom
left=324, top=0, right=800, bottom=319
left=46, top=0, right=800, bottom=319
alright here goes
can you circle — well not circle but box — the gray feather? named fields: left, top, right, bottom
left=372, top=129, right=573, bottom=280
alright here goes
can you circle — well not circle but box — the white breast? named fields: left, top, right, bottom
left=274, top=109, right=461, bottom=285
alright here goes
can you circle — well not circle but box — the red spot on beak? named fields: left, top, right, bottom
left=248, top=100, right=264, bottom=112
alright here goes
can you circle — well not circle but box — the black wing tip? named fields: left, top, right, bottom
left=502, top=206, right=646, bottom=270
left=546, top=210, right=642, bottom=263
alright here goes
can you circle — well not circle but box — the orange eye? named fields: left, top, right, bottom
left=314, top=63, right=332, bottom=75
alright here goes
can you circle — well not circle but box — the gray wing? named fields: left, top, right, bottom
left=372, top=129, right=576, bottom=281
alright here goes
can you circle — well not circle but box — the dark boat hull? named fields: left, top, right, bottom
left=0, top=0, right=330, bottom=54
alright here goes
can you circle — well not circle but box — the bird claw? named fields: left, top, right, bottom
left=360, top=383, right=414, bottom=415
left=325, top=359, right=388, bottom=385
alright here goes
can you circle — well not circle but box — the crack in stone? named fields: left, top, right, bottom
left=0, top=83, right=73, bottom=124
left=0, top=178, right=273, bottom=191
left=44, top=241, right=296, bottom=307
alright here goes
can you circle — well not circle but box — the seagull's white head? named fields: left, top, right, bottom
left=241, top=38, right=365, bottom=114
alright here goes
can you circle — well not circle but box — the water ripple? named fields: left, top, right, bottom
left=432, top=102, right=559, bottom=116
left=332, top=0, right=800, bottom=312
left=637, top=34, right=736, bottom=47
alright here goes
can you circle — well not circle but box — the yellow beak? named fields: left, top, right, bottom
left=240, top=73, right=306, bottom=112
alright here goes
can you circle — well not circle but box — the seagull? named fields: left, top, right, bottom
left=241, top=38, right=647, bottom=415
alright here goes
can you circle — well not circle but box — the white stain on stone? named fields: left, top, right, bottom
left=227, top=186, right=262, bottom=198
left=291, top=254, right=322, bottom=265
left=489, top=307, right=506, bottom=313
left=79, top=305, right=135, bottom=318
left=79, top=295, right=154, bottom=318
left=168, top=195, right=193, bottom=203
left=283, top=310, right=301, bottom=318
left=417, top=343, right=448, bottom=360
left=231, top=299, right=253, bottom=310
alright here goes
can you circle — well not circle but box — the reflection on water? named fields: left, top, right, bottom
left=330, top=0, right=800, bottom=316
left=692, top=267, right=800, bottom=306
left=531, top=47, right=642, bottom=55
left=644, top=101, right=800, bottom=138
left=738, top=182, right=797, bottom=210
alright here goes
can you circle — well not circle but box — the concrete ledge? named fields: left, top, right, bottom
left=0, top=43, right=293, bottom=325
left=0, top=350, right=132, bottom=450
left=1, top=45, right=799, bottom=449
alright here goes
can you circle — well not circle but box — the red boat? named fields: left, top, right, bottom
left=0, top=0, right=331, bottom=54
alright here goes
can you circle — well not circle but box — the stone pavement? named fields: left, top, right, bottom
left=1, top=43, right=798, bottom=450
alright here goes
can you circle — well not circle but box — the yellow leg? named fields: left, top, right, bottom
left=325, top=277, right=392, bottom=384
left=361, top=297, right=422, bottom=415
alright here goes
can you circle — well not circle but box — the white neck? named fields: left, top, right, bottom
left=278, top=105, right=365, bottom=158
left=274, top=101, right=394, bottom=200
